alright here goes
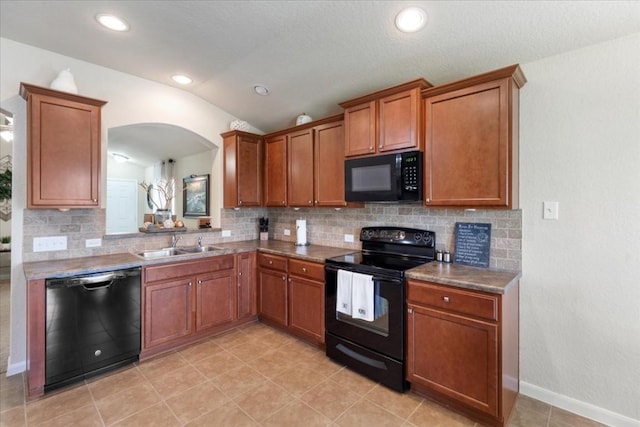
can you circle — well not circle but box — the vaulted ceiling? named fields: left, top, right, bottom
left=2, top=1, right=639, bottom=133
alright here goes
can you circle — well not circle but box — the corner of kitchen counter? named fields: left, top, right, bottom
left=406, top=262, right=522, bottom=294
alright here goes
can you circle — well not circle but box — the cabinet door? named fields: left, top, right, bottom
left=379, top=88, right=421, bottom=152
left=27, top=91, right=103, bottom=208
left=288, top=275, right=324, bottom=344
left=264, top=135, right=287, bottom=206
left=407, top=304, right=498, bottom=417
left=424, top=78, right=510, bottom=207
left=223, top=131, right=262, bottom=208
left=287, top=128, right=314, bottom=207
left=344, top=101, right=376, bottom=157
left=196, top=269, right=236, bottom=332
left=143, top=278, right=193, bottom=349
left=314, top=121, right=347, bottom=207
left=258, top=268, right=287, bottom=326
left=236, top=252, right=257, bottom=320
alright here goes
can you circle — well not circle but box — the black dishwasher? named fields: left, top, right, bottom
left=45, top=267, right=141, bottom=391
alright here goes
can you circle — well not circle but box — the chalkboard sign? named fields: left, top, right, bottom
left=454, top=222, right=491, bottom=268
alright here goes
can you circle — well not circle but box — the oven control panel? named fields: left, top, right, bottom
left=360, top=227, right=435, bottom=247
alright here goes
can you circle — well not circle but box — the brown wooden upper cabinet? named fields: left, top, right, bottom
left=222, top=130, right=263, bottom=208
left=264, top=115, right=350, bottom=208
left=340, top=79, right=431, bottom=157
left=422, top=65, right=526, bottom=209
left=263, top=134, right=288, bottom=207
left=20, top=83, right=106, bottom=209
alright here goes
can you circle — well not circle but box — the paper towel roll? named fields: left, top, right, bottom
left=296, top=219, right=307, bottom=246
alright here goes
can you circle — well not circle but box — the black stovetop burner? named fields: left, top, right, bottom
left=325, top=227, right=436, bottom=277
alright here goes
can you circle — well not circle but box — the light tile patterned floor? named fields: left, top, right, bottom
left=0, top=322, right=606, bottom=426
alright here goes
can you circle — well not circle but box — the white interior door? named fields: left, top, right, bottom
left=106, top=178, right=139, bottom=234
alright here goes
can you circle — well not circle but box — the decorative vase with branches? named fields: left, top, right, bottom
left=140, top=179, right=174, bottom=211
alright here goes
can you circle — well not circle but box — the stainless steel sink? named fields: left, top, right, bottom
left=176, top=245, right=221, bottom=254
left=136, top=248, right=182, bottom=258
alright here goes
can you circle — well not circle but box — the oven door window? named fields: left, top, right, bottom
left=336, top=283, right=389, bottom=336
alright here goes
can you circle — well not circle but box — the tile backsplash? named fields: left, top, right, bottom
left=23, top=205, right=521, bottom=271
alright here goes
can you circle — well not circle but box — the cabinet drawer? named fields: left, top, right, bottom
left=145, top=255, right=234, bottom=284
left=407, top=280, right=498, bottom=321
left=258, top=253, right=288, bottom=272
left=289, top=258, right=324, bottom=281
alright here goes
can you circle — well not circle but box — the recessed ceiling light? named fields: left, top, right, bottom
left=96, top=14, right=129, bottom=32
left=253, top=85, right=270, bottom=96
left=112, top=153, right=129, bottom=163
left=395, top=7, right=427, bottom=33
left=172, top=74, right=193, bottom=85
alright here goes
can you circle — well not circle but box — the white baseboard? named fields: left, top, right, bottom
left=5, top=357, right=26, bottom=377
left=520, top=381, right=640, bottom=427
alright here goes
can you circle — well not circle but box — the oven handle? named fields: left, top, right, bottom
left=325, top=264, right=404, bottom=285
left=336, top=343, right=388, bottom=370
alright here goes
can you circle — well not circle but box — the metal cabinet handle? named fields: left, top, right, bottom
left=288, top=278, right=292, bottom=283
left=92, top=198, right=97, bottom=203
left=269, top=260, right=273, bottom=265
left=188, top=282, right=192, bottom=287
left=425, top=198, right=430, bottom=203
left=302, top=267, right=307, bottom=272
left=238, top=272, right=242, bottom=276
left=443, top=296, right=450, bottom=303
left=408, top=308, right=413, bottom=314
left=282, top=276, right=286, bottom=281
left=308, top=200, right=312, bottom=204
left=198, top=280, right=202, bottom=285
left=314, top=200, right=318, bottom=204
left=378, top=144, right=382, bottom=149
left=239, top=200, right=243, bottom=205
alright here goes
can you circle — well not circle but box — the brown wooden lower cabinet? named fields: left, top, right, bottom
left=257, top=255, right=288, bottom=327
left=287, top=258, right=325, bottom=344
left=236, top=251, right=257, bottom=320
left=258, top=253, right=325, bottom=345
left=196, top=270, right=236, bottom=331
left=144, top=277, right=194, bottom=349
left=406, top=279, right=519, bottom=427
left=141, top=254, right=256, bottom=359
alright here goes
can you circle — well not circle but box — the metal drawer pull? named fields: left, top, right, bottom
left=302, top=267, right=307, bottom=272
left=443, top=296, right=450, bottom=303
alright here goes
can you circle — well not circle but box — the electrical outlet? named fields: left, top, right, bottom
left=33, top=236, right=67, bottom=252
left=543, top=201, right=559, bottom=220
left=344, top=234, right=354, bottom=243
left=221, top=230, right=231, bottom=237
left=283, top=229, right=291, bottom=236
left=85, top=238, right=102, bottom=248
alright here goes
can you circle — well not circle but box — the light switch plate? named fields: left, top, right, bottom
left=543, top=201, right=559, bottom=220
left=344, top=234, right=354, bottom=243
left=221, top=230, right=231, bottom=237
left=283, top=229, right=291, bottom=236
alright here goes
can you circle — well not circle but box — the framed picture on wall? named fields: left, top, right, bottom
left=183, top=174, right=210, bottom=217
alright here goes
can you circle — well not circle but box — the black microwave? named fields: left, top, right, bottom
left=345, top=151, right=423, bottom=202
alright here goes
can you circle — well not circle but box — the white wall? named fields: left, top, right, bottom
left=519, top=33, right=640, bottom=423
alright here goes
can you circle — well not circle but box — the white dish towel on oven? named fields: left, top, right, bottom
left=336, top=269, right=353, bottom=315
left=351, top=272, right=374, bottom=321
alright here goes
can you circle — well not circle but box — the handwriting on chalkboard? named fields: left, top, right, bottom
left=454, top=222, right=491, bottom=268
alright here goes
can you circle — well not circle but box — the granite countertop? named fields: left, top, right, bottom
left=22, top=240, right=356, bottom=280
left=23, top=240, right=520, bottom=294
left=406, top=262, right=521, bottom=294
